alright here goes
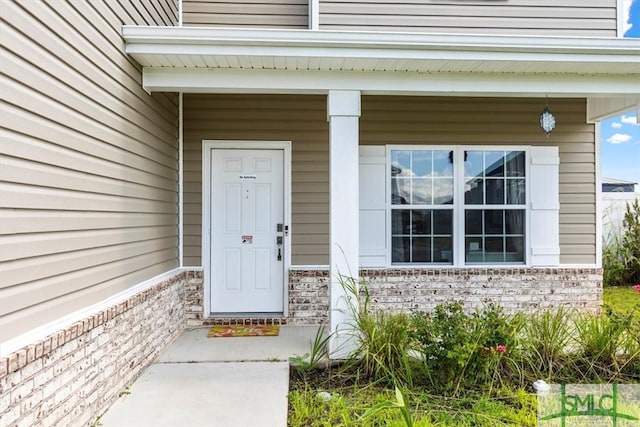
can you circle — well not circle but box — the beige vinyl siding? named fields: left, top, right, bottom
left=360, top=96, right=596, bottom=265
left=184, top=95, right=594, bottom=267
left=0, top=0, right=179, bottom=342
left=320, top=0, right=617, bottom=37
left=183, top=94, right=329, bottom=266
left=182, top=0, right=309, bottom=28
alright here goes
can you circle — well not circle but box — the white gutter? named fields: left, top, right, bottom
left=123, top=26, right=640, bottom=56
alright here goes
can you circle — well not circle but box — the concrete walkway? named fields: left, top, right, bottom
left=99, top=326, right=319, bottom=427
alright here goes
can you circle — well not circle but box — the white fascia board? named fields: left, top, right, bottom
left=122, top=27, right=640, bottom=70
left=124, top=38, right=640, bottom=63
left=122, top=26, right=640, bottom=55
left=126, top=44, right=639, bottom=67
left=142, top=67, right=640, bottom=98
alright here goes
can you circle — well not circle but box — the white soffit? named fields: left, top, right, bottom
left=122, top=27, right=640, bottom=96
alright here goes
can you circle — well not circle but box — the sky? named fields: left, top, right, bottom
left=600, top=0, right=640, bottom=184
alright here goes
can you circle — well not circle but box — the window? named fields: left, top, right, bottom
left=464, top=150, right=526, bottom=264
left=389, top=147, right=526, bottom=266
left=390, top=150, right=454, bottom=264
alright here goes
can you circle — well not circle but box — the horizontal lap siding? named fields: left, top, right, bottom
left=360, top=96, right=596, bottom=265
left=0, top=0, right=179, bottom=342
left=183, top=94, right=329, bottom=266
left=184, top=95, right=594, bottom=267
left=320, top=0, right=617, bottom=37
left=182, top=0, right=309, bottom=28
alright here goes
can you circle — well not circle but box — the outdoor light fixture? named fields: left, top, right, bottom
left=539, top=98, right=556, bottom=137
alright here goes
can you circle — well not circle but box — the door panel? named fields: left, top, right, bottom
left=210, top=149, right=284, bottom=313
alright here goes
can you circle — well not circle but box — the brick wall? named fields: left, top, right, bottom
left=288, top=270, right=330, bottom=325
left=286, top=268, right=602, bottom=317
left=183, top=270, right=329, bottom=326
left=362, top=268, right=603, bottom=314
left=0, top=273, right=186, bottom=427
left=185, top=270, right=205, bottom=327
left=183, top=268, right=602, bottom=329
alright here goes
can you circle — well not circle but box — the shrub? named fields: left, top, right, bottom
left=603, top=200, right=640, bottom=286
left=621, top=200, right=640, bottom=284
left=410, top=302, right=523, bottom=395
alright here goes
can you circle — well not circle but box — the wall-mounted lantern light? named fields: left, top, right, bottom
left=539, top=98, right=556, bottom=137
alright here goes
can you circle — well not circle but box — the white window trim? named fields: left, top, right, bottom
left=384, top=145, right=531, bottom=268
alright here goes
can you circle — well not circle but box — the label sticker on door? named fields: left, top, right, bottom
left=239, top=175, right=257, bottom=179
left=241, top=235, right=253, bottom=244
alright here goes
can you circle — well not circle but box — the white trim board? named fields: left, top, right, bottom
left=308, top=0, right=319, bottom=30
left=178, top=92, right=184, bottom=267
left=123, top=26, right=640, bottom=55
left=595, top=122, right=603, bottom=268
left=201, top=140, right=292, bottom=317
left=141, top=68, right=638, bottom=98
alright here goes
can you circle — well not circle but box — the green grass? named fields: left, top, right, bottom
left=604, top=286, right=640, bottom=313
left=288, top=384, right=537, bottom=427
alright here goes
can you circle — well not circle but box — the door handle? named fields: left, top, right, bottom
left=276, top=236, right=283, bottom=261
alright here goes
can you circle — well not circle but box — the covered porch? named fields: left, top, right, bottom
left=124, top=27, right=640, bottom=357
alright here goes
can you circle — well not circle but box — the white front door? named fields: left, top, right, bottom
left=209, top=149, right=284, bottom=313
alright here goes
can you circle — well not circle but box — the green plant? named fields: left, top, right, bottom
left=621, top=200, right=640, bottom=284
left=360, top=385, right=413, bottom=427
left=340, top=275, right=415, bottom=385
left=290, top=325, right=331, bottom=372
left=573, top=308, right=632, bottom=381
left=603, top=200, right=640, bottom=286
left=476, top=306, right=527, bottom=391
left=288, top=299, right=640, bottom=426
left=518, top=307, right=575, bottom=382
left=410, top=302, right=524, bottom=395
left=410, top=302, right=475, bottom=394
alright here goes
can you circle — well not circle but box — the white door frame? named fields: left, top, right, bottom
left=202, top=140, right=292, bottom=317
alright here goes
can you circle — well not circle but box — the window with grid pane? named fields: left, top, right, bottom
left=390, top=150, right=454, bottom=264
left=464, top=150, right=526, bottom=263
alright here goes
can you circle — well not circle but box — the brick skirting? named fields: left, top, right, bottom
left=0, top=273, right=185, bottom=427
left=360, top=267, right=603, bottom=314
left=184, top=267, right=601, bottom=328
left=183, top=270, right=329, bottom=327
left=285, top=267, right=602, bottom=316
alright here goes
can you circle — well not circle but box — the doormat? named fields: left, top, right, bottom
left=207, top=325, right=280, bottom=338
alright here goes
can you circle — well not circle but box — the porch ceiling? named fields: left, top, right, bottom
left=122, top=27, right=640, bottom=97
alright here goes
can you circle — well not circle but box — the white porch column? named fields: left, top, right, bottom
left=327, top=90, right=361, bottom=359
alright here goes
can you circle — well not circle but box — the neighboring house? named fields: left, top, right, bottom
left=602, top=178, right=639, bottom=243
left=1, top=0, right=639, bottom=425
left=602, top=177, right=638, bottom=193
